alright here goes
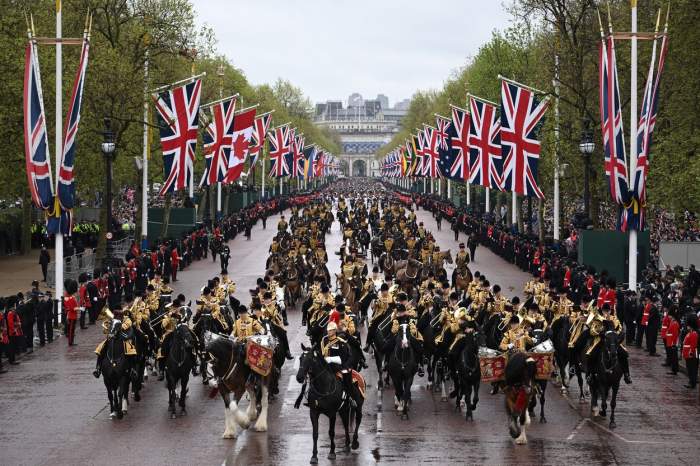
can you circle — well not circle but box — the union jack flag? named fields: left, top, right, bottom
left=628, top=30, right=668, bottom=231
left=447, top=105, right=470, bottom=182
left=435, top=115, right=451, bottom=151
left=292, top=132, right=305, bottom=178
left=200, top=96, right=236, bottom=187
left=599, top=35, right=628, bottom=206
left=500, top=80, right=549, bottom=198
left=404, top=139, right=416, bottom=177
left=267, top=124, right=291, bottom=177
left=224, top=107, right=256, bottom=183
left=152, top=79, right=202, bottom=196
left=468, top=96, right=502, bottom=190
left=248, top=112, right=272, bottom=169
left=421, top=126, right=441, bottom=178
left=23, top=40, right=53, bottom=210
left=58, top=36, right=90, bottom=210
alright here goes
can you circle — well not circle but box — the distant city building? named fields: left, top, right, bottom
left=314, top=92, right=410, bottom=177
left=394, top=98, right=411, bottom=110
left=348, top=93, right=363, bottom=108
left=376, top=94, right=389, bottom=109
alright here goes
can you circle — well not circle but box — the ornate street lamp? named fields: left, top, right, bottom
left=101, top=118, right=116, bottom=260
left=579, top=119, right=595, bottom=219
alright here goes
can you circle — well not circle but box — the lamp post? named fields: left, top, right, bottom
left=578, top=120, right=595, bottom=220
left=101, top=118, right=116, bottom=260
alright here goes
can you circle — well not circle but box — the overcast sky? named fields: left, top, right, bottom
left=193, top=0, right=511, bottom=106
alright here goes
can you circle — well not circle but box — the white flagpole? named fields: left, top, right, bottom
left=261, top=156, right=266, bottom=198
left=628, top=0, right=638, bottom=291
left=512, top=192, right=517, bottom=227
left=553, top=54, right=561, bottom=240
left=141, top=48, right=149, bottom=247
left=466, top=183, right=471, bottom=205
left=55, top=0, right=64, bottom=323
left=216, top=65, right=223, bottom=217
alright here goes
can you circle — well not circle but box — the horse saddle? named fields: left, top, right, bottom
left=335, top=369, right=366, bottom=399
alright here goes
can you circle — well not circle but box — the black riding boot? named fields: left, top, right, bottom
left=280, top=330, right=293, bottom=360
left=619, top=347, right=632, bottom=384
left=342, top=371, right=358, bottom=408
left=158, top=358, right=166, bottom=381
left=281, top=306, right=289, bottom=326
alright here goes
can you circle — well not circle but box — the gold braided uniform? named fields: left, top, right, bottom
left=232, top=315, right=264, bottom=339
left=499, top=326, right=534, bottom=352
left=95, top=316, right=137, bottom=356
left=390, top=318, right=423, bottom=341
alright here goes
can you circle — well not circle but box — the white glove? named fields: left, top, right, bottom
left=325, top=356, right=342, bottom=365
left=507, top=343, right=514, bottom=350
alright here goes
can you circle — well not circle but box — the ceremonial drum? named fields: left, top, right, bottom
left=478, top=347, right=506, bottom=383
left=527, top=339, right=555, bottom=381
left=246, top=335, right=278, bottom=377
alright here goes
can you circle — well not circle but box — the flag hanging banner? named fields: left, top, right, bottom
left=500, top=79, right=549, bottom=198
left=434, top=114, right=459, bottom=181
left=152, top=79, right=202, bottom=195
left=626, top=23, right=668, bottom=231
left=468, top=96, right=503, bottom=190
left=421, top=126, right=441, bottom=178
left=292, top=132, right=306, bottom=179
left=599, top=33, right=629, bottom=209
left=57, top=35, right=90, bottom=211
left=200, top=96, right=236, bottom=187
left=447, top=105, right=470, bottom=182
left=267, top=124, right=291, bottom=177
left=303, top=145, right=317, bottom=180
left=225, top=107, right=256, bottom=183
left=248, top=111, right=272, bottom=170
left=23, top=40, right=54, bottom=211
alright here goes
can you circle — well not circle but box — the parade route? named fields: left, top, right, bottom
left=1, top=203, right=698, bottom=466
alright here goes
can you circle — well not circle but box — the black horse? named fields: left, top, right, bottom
left=193, top=312, right=227, bottom=384
left=386, top=323, right=419, bottom=419
left=296, top=345, right=363, bottom=464
left=100, top=320, right=132, bottom=419
left=165, top=323, right=197, bottom=418
left=550, top=316, right=571, bottom=394
left=451, top=331, right=481, bottom=421
left=589, top=329, right=624, bottom=428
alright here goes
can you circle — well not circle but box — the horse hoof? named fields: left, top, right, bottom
left=310, top=456, right=318, bottom=464
left=600, top=411, right=607, bottom=418
left=117, top=412, right=124, bottom=420
left=401, top=414, right=408, bottom=420
left=170, top=413, right=177, bottom=419
left=222, top=432, right=236, bottom=439
left=352, top=440, right=359, bottom=450
left=515, top=437, right=527, bottom=445
left=609, top=421, right=616, bottom=429
left=180, top=409, right=187, bottom=417
left=441, top=397, right=447, bottom=402
left=540, top=416, right=547, bottom=424
left=344, top=445, right=351, bottom=453
left=203, top=379, right=209, bottom=385
left=134, top=393, right=141, bottom=402
left=327, top=452, right=336, bottom=460
left=109, top=411, right=116, bottom=418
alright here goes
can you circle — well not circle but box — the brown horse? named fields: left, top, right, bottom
left=283, top=260, right=302, bottom=306
left=453, top=265, right=473, bottom=293
left=336, top=272, right=360, bottom=313
left=394, top=259, right=423, bottom=294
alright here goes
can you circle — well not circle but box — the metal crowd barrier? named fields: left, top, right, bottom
left=46, top=250, right=96, bottom=289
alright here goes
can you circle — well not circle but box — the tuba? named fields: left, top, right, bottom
left=98, top=307, right=115, bottom=334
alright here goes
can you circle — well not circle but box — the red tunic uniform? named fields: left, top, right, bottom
left=664, top=319, right=680, bottom=347
left=7, top=309, right=22, bottom=337
left=64, top=294, right=79, bottom=321
left=641, top=303, right=652, bottom=326
left=660, top=313, right=670, bottom=341
left=682, top=330, right=698, bottom=359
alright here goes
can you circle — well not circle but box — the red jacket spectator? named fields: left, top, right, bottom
left=171, top=248, right=180, bottom=267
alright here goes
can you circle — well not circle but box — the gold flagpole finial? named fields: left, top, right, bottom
left=56, top=0, right=61, bottom=13
left=654, top=9, right=661, bottom=35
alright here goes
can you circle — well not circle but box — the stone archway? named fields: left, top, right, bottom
left=352, top=159, right=367, bottom=177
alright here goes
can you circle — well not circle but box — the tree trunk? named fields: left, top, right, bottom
left=20, top=192, right=32, bottom=255
left=160, top=192, right=172, bottom=241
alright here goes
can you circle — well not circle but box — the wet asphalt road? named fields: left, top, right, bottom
left=1, top=203, right=699, bottom=466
